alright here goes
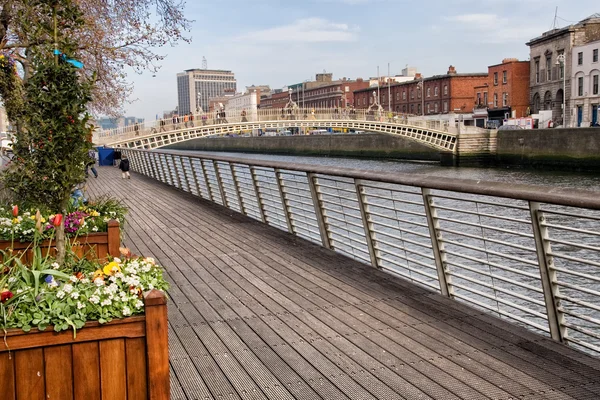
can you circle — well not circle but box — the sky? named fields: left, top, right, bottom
left=122, top=0, right=599, bottom=122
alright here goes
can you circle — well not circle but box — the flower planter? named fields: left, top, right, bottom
left=0, top=289, right=169, bottom=400
left=0, top=220, right=121, bottom=263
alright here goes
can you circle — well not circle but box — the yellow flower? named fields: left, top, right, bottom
left=29, top=215, right=36, bottom=220
left=93, top=269, right=104, bottom=280
left=103, top=261, right=121, bottom=276
left=41, top=218, right=46, bottom=223
left=12, top=218, right=19, bottom=224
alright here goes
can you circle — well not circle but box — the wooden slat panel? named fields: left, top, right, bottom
left=126, top=338, right=148, bottom=400
left=2, top=318, right=145, bottom=351
left=73, top=342, right=101, bottom=400
left=14, top=348, right=45, bottom=400
left=44, top=345, right=74, bottom=400
left=0, top=352, right=16, bottom=400
left=100, top=339, right=127, bottom=400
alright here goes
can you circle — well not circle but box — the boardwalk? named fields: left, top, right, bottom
left=88, top=166, right=600, bottom=400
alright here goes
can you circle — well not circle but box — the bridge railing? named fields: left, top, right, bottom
left=96, top=108, right=454, bottom=141
left=120, top=148, right=600, bottom=357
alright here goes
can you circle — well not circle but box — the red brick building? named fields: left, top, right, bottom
left=293, top=78, right=369, bottom=109
left=473, top=58, right=530, bottom=126
left=259, top=91, right=290, bottom=110
left=355, top=66, right=488, bottom=116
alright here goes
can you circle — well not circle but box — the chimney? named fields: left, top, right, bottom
left=448, top=65, right=457, bottom=75
left=414, top=73, right=422, bottom=80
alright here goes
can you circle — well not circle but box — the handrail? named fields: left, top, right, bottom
left=155, top=149, right=600, bottom=211
left=120, top=147, right=600, bottom=357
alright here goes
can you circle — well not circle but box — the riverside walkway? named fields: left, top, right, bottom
left=88, top=165, right=600, bottom=400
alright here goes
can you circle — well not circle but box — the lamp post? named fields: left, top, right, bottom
left=196, top=92, right=202, bottom=114
left=556, top=54, right=566, bottom=126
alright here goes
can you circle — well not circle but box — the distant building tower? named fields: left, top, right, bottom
left=177, top=69, right=237, bottom=115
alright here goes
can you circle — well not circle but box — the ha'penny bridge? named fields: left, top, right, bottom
left=83, top=149, right=600, bottom=400
left=95, top=108, right=497, bottom=165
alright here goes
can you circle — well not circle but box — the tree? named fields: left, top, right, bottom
left=1, top=0, right=94, bottom=263
left=0, top=0, right=191, bottom=115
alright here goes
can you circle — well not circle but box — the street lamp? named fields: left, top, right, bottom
left=556, top=54, right=566, bottom=126
left=196, top=92, right=202, bottom=114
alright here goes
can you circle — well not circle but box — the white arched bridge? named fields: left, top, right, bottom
left=95, top=108, right=467, bottom=153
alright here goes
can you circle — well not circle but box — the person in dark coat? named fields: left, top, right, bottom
left=119, top=155, right=131, bottom=179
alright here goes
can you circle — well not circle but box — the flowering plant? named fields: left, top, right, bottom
left=0, top=196, right=127, bottom=242
left=0, top=247, right=168, bottom=335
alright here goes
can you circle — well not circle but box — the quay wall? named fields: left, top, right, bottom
left=496, top=128, right=600, bottom=170
left=165, top=134, right=442, bottom=161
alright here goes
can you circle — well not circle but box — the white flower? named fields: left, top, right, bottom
left=63, top=284, right=73, bottom=293
left=113, top=257, right=121, bottom=264
left=148, top=283, right=154, bottom=290
left=134, top=300, right=144, bottom=309
left=16, top=289, right=23, bottom=294
left=48, top=280, right=59, bottom=288
left=92, top=226, right=98, bottom=232
left=51, top=262, right=60, bottom=270
left=122, top=306, right=131, bottom=316
left=56, top=290, right=66, bottom=299
left=109, top=276, right=117, bottom=283
left=81, top=278, right=90, bottom=284
left=77, top=301, right=85, bottom=310
left=69, top=275, right=78, bottom=283
left=71, top=292, right=80, bottom=299
left=89, top=295, right=100, bottom=304
left=94, top=278, right=105, bottom=286
left=115, top=272, right=124, bottom=279
left=7, top=277, right=16, bottom=284
left=144, top=257, right=155, bottom=265
left=101, top=298, right=112, bottom=306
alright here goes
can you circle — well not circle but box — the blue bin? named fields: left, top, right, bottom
left=97, top=147, right=114, bottom=166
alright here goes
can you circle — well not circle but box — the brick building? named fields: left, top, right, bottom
left=354, top=66, right=488, bottom=117
left=293, top=78, right=369, bottom=109
left=258, top=91, right=290, bottom=110
left=473, top=58, right=530, bottom=127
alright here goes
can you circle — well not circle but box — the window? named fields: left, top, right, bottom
left=411, top=104, right=414, bottom=113
left=578, top=52, right=583, bottom=65
left=411, top=89, right=414, bottom=99
left=396, top=92, right=399, bottom=100
left=503, top=71, right=507, bottom=84
left=503, top=93, right=508, bottom=107
left=434, top=103, right=438, bottom=113
left=434, top=87, right=439, bottom=96
left=594, top=75, right=599, bottom=95
left=369, top=96, right=373, bottom=104
left=494, top=72, right=498, bottom=85
left=535, top=60, right=540, bottom=83
left=476, top=92, right=481, bottom=105
left=443, top=85, right=448, bottom=95
left=427, top=103, right=430, bottom=113
left=493, top=93, right=498, bottom=107
left=403, top=91, right=406, bottom=100
left=427, top=88, right=431, bottom=97
left=484, top=92, right=488, bottom=106
left=559, top=52, right=564, bottom=79
left=443, top=101, right=448, bottom=112
left=595, top=49, right=599, bottom=63
left=578, top=77, right=584, bottom=96
left=546, top=56, right=552, bottom=81
left=418, top=88, right=421, bottom=99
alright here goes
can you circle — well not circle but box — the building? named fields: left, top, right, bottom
left=369, top=66, right=418, bottom=87
left=259, top=91, right=290, bottom=109
left=354, top=66, right=488, bottom=119
left=208, top=91, right=236, bottom=112
left=177, top=69, right=236, bottom=115
left=526, top=14, right=600, bottom=127
left=224, top=90, right=260, bottom=121
left=472, top=58, right=530, bottom=127
left=572, top=39, right=600, bottom=126
left=96, top=116, right=144, bottom=130
left=295, top=78, right=369, bottom=109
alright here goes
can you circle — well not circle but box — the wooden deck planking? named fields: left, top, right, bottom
left=86, top=166, right=600, bottom=400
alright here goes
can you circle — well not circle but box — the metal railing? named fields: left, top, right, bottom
left=121, top=148, right=600, bottom=356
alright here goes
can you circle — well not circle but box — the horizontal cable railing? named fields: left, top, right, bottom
left=121, top=148, right=600, bottom=357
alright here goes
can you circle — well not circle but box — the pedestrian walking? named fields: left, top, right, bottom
left=241, top=109, right=248, bottom=122
left=85, top=148, right=98, bottom=178
left=119, top=155, right=131, bottom=179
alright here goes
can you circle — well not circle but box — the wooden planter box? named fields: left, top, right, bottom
left=0, top=220, right=121, bottom=263
left=0, top=290, right=169, bottom=400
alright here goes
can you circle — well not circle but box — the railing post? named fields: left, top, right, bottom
left=168, top=155, right=181, bottom=188
left=178, top=156, right=191, bottom=193
left=143, top=290, right=170, bottom=400
left=307, top=172, right=331, bottom=250
left=200, top=160, right=216, bottom=202
left=189, top=159, right=204, bottom=198
left=229, top=163, right=246, bottom=215
left=158, top=154, right=169, bottom=184
left=148, top=153, right=159, bottom=180
left=421, top=188, right=452, bottom=297
left=212, top=160, right=229, bottom=207
left=250, top=166, right=267, bottom=223
left=529, top=201, right=566, bottom=343
left=275, top=169, right=294, bottom=234
left=354, top=180, right=379, bottom=268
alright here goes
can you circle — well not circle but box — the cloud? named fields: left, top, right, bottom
left=444, top=13, right=546, bottom=44
left=236, top=18, right=359, bottom=43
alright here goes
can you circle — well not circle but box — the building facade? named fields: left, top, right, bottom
left=177, top=69, right=237, bottom=115
left=224, top=91, right=260, bottom=121
left=572, top=39, right=600, bottom=126
left=354, top=66, right=488, bottom=117
left=294, top=78, right=369, bottom=109
left=526, top=14, right=600, bottom=127
left=473, top=58, right=530, bottom=127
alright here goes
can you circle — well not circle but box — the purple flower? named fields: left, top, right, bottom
left=44, top=275, right=53, bottom=283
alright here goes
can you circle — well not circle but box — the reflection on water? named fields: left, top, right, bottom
left=169, top=150, right=600, bottom=191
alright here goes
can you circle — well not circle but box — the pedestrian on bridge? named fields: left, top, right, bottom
left=241, top=109, right=248, bottom=122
